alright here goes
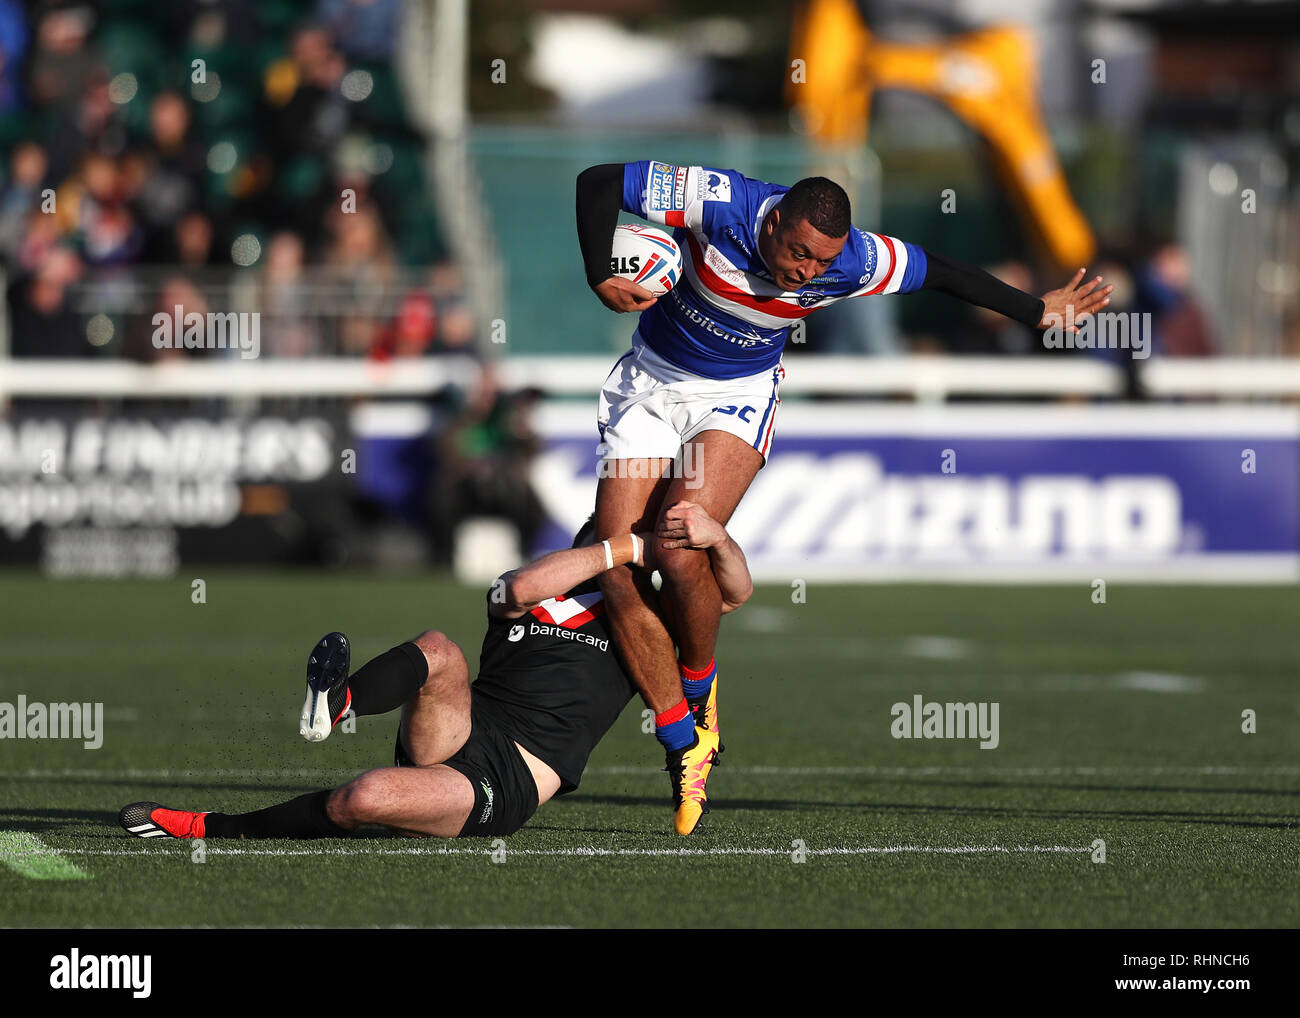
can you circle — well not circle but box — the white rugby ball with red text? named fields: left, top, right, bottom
left=609, top=224, right=682, bottom=297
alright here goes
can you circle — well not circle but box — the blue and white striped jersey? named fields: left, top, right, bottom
left=622, top=160, right=928, bottom=379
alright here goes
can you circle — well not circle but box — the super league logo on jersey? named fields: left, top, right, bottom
left=649, top=161, right=687, bottom=212
left=798, top=289, right=825, bottom=308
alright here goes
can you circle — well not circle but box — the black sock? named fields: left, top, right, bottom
left=348, top=642, right=429, bottom=716
left=203, top=789, right=350, bottom=839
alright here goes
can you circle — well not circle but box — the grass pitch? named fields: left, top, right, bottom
left=1, top=573, right=1296, bottom=928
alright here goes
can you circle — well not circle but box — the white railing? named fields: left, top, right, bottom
left=3, top=355, right=1300, bottom=400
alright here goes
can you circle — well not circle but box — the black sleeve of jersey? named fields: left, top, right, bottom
left=576, top=163, right=624, bottom=289
left=919, top=248, right=1046, bottom=329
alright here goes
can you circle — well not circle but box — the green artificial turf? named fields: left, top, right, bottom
left=1, top=574, right=1296, bottom=928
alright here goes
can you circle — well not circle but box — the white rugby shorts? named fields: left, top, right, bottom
left=596, top=337, right=784, bottom=464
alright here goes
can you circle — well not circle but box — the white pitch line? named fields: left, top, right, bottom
left=2, top=765, right=1298, bottom=780
left=0, top=767, right=359, bottom=779
left=900, top=636, right=971, bottom=660
left=0, top=831, right=91, bottom=879
left=591, top=764, right=1300, bottom=777
left=0, top=844, right=1092, bottom=859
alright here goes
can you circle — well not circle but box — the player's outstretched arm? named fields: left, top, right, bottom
left=575, top=162, right=657, bottom=313
left=654, top=501, right=753, bottom=614
left=918, top=248, right=1112, bottom=331
left=489, top=534, right=649, bottom=619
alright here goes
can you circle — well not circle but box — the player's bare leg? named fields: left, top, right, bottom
left=596, top=435, right=761, bottom=833
left=397, top=629, right=473, bottom=764
left=595, top=463, right=679, bottom=714
left=120, top=762, right=481, bottom=841
left=320, top=765, right=473, bottom=837
left=309, top=628, right=479, bottom=836
left=657, top=427, right=762, bottom=686
left=653, top=431, right=763, bottom=832
left=596, top=463, right=722, bottom=833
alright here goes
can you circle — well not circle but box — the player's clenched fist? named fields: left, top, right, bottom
left=594, top=276, right=657, bottom=313
left=657, top=501, right=725, bottom=551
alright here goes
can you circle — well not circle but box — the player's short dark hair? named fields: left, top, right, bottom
left=778, top=177, right=851, bottom=239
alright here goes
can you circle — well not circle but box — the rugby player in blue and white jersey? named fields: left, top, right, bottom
left=576, top=160, right=1111, bottom=834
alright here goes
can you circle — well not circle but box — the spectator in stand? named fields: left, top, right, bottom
left=132, top=91, right=206, bottom=249
left=253, top=229, right=321, bottom=358
left=1138, top=242, right=1215, bottom=358
left=1076, top=257, right=1144, bottom=399
left=172, top=209, right=215, bottom=270
left=69, top=151, right=141, bottom=266
left=26, top=2, right=98, bottom=114
left=430, top=366, right=547, bottom=564
left=0, top=2, right=459, bottom=373
left=9, top=245, right=86, bottom=357
left=315, top=0, right=399, bottom=62
left=262, top=24, right=351, bottom=159
left=0, top=142, right=49, bottom=263
left=0, top=0, right=30, bottom=114
left=324, top=200, right=394, bottom=355
left=124, top=274, right=209, bottom=362
left=370, top=260, right=480, bottom=362
left=370, top=290, right=435, bottom=360
left=44, top=70, right=125, bottom=183
left=13, top=205, right=61, bottom=272
left=431, top=300, right=477, bottom=358
left=425, top=259, right=479, bottom=359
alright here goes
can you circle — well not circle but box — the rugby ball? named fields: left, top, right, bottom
left=610, top=224, right=682, bottom=296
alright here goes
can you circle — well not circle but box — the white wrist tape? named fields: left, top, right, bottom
left=602, top=539, right=614, bottom=570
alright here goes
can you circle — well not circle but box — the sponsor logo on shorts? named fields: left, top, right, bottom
left=479, top=778, right=494, bottom=825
